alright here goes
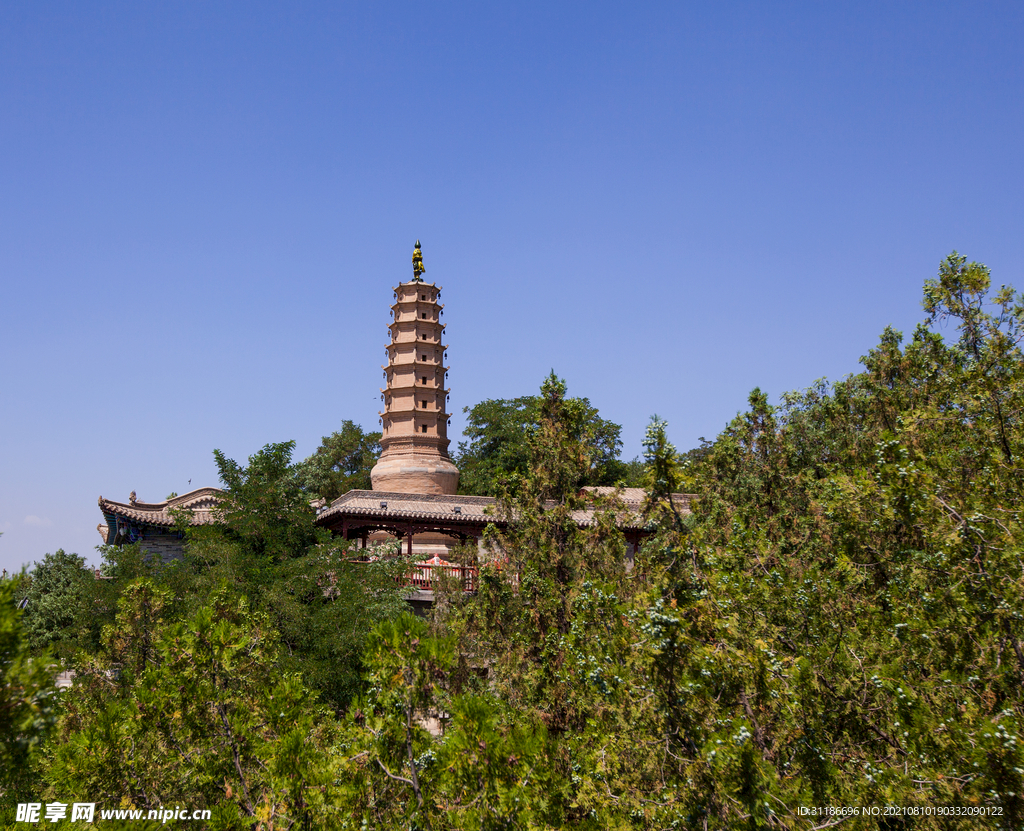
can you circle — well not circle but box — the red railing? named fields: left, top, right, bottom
left=347, top=558, right=479, bottom=593
left=405, top=561, right=478, bottom=592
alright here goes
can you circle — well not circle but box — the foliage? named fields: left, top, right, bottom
left=207, top=440, right=327, bottom=573
left=260, top=543, right=413, bottom=707
left=296, top=420, right=382, bottom=502
left=0, top=578, right=56, bottom=814
left=45, top=581, right=347, bottom=829
left=426, top=253, right=1024, bottom=828
left=16, top=549, right=92, bottom=659
left=455, top=374, right=642, bottom=495
left=641, top=415, right=687, bottom=530
left=455, top=395, right=538, bottom=496
left=336, top=612, right=553, bottom=830
left=19, top=251, right=1024, bottom=829
left=435, top=373, right=660, bottom=827
left=652, top=252, right=1024, bottom=827
left=182, top=441, right=409, bottom=710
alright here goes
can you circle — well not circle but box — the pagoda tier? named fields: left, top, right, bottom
left=370, top=252, right=460, bottom=494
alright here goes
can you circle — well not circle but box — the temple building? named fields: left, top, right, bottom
left=98, top=242, right=689, bottom=591
left=97, top=488, right=221, bottom=561
left=314, top=243, right=686, bottom=579
left=316, top=241, right=483, bottom=566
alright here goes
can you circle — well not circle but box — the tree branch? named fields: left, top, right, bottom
left=216, top=703, right=255, bottom=816
left=376, top=757, right=415, bottom=787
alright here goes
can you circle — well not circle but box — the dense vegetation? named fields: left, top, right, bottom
left=3, top=253, right=1023, bottom=828
left=295, top=419, right=381, bottom=502
left=455, top=387, right=645, bottom=495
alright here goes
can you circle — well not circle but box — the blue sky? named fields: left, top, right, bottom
left=2, top=2, right=1022, bottom=573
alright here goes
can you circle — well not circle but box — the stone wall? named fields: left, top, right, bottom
left=138, top=528, right=187, bottom=563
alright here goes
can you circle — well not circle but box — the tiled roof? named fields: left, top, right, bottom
left=580, top=486, right=649, bottom=504
left=98, top=487, right=223, bottom=527
left=574, top=487, right=693, bottom=530
left=99, top=484, right=692, bottom=535
left=580, top=486, right=692, bottom=509
left=317, top=490, right=497, bottom=525
left=316, top=487, right=693, bottom=533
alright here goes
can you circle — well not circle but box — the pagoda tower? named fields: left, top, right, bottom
left=370, top=241, right=460, bottom=494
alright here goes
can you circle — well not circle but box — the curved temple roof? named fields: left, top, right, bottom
left=316, top=487, right=693, bottom=535
left=98, top=487, right=223, bottom=528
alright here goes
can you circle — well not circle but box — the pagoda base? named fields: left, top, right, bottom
left=370, top=451, right=459, bottom=495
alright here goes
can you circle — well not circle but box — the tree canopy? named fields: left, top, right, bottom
left=0, top=577, right=56, bottom=814
left=15, top=549, right=92, bottom=660
left=349, top=254, right=1024, bottom=827
left=296, top=420, right=382, bottom=502
left=10, top=252, right=1024, bottom=828
left=455, top=372, right=643, bottom=495
left=47, top=582, right=345, bottom=827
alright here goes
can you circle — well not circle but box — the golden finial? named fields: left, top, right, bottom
left=411, top=240, right=425, bottom=282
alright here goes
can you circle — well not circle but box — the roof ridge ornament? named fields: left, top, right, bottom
left=411, top=239, right=425, bottom=282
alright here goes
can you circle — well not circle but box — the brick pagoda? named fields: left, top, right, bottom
left=370, top=241, right=460, bottom=494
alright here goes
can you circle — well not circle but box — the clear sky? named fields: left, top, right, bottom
left=2, top=2, right=1022, bottom=574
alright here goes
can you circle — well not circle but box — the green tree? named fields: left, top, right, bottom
left=652, top=252, right=1024, bottom=827
left=455, top=395, right=538, bottom=496
left=0, top=578, right=57, bottom=814
left=337, top=612, right=553, bottom=830
left=430, top=254, right=1024, bottom=829
left=46, top=581, right=346, bottom=829
left=297, top=420, right=381, bottom=502
left=17, top=549, right=92, bottom=659
left=207, top=440, right=325, bottom=574
left=641, top=415, right=686, bottom=530
left=455, top=373, right=639, bottom=496
left=183, top=441, right=408, bottom=710
left=439, top=373, right=667, bottom=827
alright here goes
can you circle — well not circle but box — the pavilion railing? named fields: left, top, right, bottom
left=405, top=561, right=478, bottom=593
left=346, top=557, right=479, bottom=592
